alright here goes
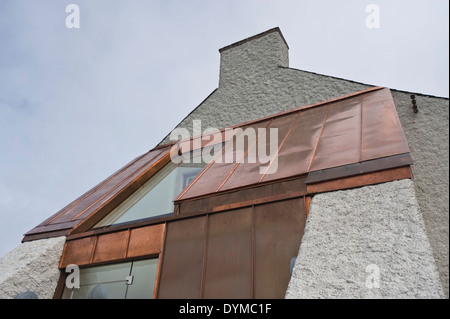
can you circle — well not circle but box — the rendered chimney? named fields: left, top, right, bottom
left=218, top=27, right=289, bottom=88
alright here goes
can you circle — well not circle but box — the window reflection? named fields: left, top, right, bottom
left=61, top=259, right=159, bottom=299
left=94, top=147, right=210, bottom=228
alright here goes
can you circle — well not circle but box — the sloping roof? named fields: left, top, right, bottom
left=176, top=87, right=410, bottom=201
left=23, top=86, right=411, bottom=241
left=23, top=146, right=171, bottom=241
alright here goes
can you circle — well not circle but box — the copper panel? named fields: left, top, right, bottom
left=22, top=229, right=71, bottom=242
left=178, top=87, right=409, bottom=202
left=24, top=220, right=79, bottom=238
left=177, top=198, right=206, bottom=215
left=179, top=120, right=271, bottom=200
left=361, top=88, right=410, bottom=161
left=127, top=224, right=165, bottom=258
left=254, top=198, right=305, bottom=298
left=177, top=131, right=243, bottom=199
left=220, top=113, right=297, bottom=190
left=69, top=151, right=172, bottom=234
left=309, top=97, right=361, bottom=171
left=304, top=196, right=312, bottom=220
left=212, top=191, right=307, bottom=213
left=158, top=216, right=207, bottom=299
left=50, top=149, right=167, bottom=224
left=63, top=149, right=170, bottom=223
left=68, top=170, right=162, bottom=234
left=24, top=147, right=170, bottom=240
left=175, top=129, right=233, bottom=154
left=91, top=231, right=129, bottom=264
left=262, top=105, right=329, bottom=181
left=179, top=177, right=307, bottom=216
left=306, top=153, right=413, bottom=184
left=59, top=237, right=96, bottom=268
left=203, top=208, right=253, bottom=298
left=307, top=166, right=412, bottom=194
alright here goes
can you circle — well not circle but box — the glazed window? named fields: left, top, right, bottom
left=93, top=148, right=209, bottom=228
left=61, top=258, right=159, bottom=299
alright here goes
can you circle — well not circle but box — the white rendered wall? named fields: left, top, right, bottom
left=0, top=236, right=65, bottom=299
left=285, top=179, right=443, bottom=299
left=392, top=91, right=449, bottom=296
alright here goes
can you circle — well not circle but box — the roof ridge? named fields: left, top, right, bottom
left=282, top=66, right=449, bottom=99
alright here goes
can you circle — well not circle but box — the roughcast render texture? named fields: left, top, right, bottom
left=0, top=236, right=65, bottom=299
left=392, top=91, right=449, bottom=297
left=285, top=179, right=444, bottom=299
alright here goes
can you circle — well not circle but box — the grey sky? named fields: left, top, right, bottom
left=0, top=0, right=448, bottom=258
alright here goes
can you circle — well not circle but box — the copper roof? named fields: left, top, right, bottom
left=176, top=87, right=410, bottom=201
left=23, top=146, right=171, bottom=241
left=23, top=87, right=411, bottom=241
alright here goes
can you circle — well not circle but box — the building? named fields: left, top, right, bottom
left=0, top=27, right=447, bottom=299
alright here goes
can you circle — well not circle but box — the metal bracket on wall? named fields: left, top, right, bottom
left=125, top=275, right=134, bottom=285
left=411, top=95, right=419, bottom=114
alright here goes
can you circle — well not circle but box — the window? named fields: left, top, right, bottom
left=94, top=148, right=209, bottom=228
left=62, top=258, right=159, bottom=299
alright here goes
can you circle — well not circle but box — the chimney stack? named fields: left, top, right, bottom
left=218, top=27, right=289, bottom=88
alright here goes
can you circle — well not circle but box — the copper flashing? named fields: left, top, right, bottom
left=59, top=223, right=165, bottom=269
left=23, top=146, right=172, bottom=241
left=305, top=153, right=413, bottom=184
left=177, top=87, right=410, bottom=202
left=307, top=166, right=413, bottom=194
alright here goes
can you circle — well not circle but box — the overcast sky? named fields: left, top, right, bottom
left=0, top=0, right=448, bottom=258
